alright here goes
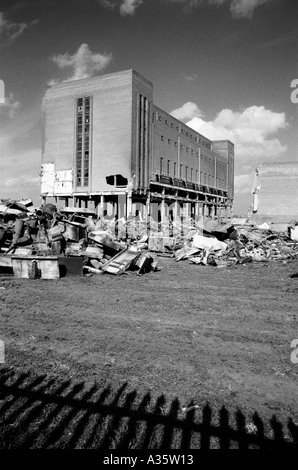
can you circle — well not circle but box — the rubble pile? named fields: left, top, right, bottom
left=1, top=198, right=298, bottom=278
left=172, top=219, right=298, bottom=268
left=0, top=200, right=159, bottom=277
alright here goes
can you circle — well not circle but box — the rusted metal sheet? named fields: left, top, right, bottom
left=101, top=248, right=140, bottom=275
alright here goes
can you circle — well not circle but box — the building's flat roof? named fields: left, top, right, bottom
left=48, top=69, right=153, bottom=89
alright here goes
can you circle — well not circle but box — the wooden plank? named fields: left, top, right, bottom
left=101, top=248, right=140, bottom=275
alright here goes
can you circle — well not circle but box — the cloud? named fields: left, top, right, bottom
left=120, top=0, right=143, bottom=16
left=97, top=0, right=143, bottom=15
left=184, top=73, right=198, bottom=81
left=170, top=101, right=204, bottom=121
left=49, top=43, right=112, bottom=85
left=228, top=0, right=273, bottom=18
left=0, top=93, right=20, bottom=119
left=164, top=0, right=275, bottom=18
left=0, top=11, right=38, bottom=44
left=171, top=103, right=289, bottom=212
left=182, top=105, right=288, bottom=166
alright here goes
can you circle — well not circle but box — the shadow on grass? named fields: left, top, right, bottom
left=0, top=366, right=297, bottom=449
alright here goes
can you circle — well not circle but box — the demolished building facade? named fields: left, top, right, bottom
left=41, top=69, right=234, bottom=221
left=252, top=162, right=298, bottom=223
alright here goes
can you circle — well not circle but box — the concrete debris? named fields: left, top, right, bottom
left=0, top=201, right=159, bottom=278
left=1, top=199, right=298, bottom=278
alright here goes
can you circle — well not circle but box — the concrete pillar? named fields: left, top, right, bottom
left=198, top=203, right=203, bottom=218
left=146, top=194, right=150, bottom=223
left=174, top=200, right=179, bottom=221
left=195, top=201, right=199, bottom=218
left=127, top=191, right=132, bottom=218
left=160, top=199, right=166, bottom=221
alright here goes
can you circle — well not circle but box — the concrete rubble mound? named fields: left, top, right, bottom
left=1, top=199, right=298, bottom=278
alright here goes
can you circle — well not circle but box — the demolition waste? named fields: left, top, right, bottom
left=1, top=198, right=298, bottom=279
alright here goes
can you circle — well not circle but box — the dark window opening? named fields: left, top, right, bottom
left=106, top=174, right=128, bottom=187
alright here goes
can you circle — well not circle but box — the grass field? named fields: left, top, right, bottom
left=1, top=257, right=298, bottom=448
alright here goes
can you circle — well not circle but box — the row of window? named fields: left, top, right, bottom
left=154, top=111, right=211, bottom=148
left=159, top=158, right=226, bottom=188
left=158, top=138, right=226, bottom=169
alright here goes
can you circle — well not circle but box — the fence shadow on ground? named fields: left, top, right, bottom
left=0, top=366, right=297, bottom=449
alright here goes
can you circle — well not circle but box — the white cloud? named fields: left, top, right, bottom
left=98, top=0, right=143, bottom=15
left=171, top=102, right=289, bottom=211
left=120, top=0, right=143, bottom=16
left=165, top=0, right=275, bottom=18
left=229, top=0, right=273, bottom=18
left=182, top=105, right=288, bottom=166
left=170, top=101, right=204, bottom=121
left=0, top=93, right=20, bottom=119
left=0, top=12, right=38, bottom=44
left=49, top=43, right=112, bottom=85
left=184, top=73, right=198, bottom=81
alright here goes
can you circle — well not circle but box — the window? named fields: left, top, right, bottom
left=171, top=123, right=173, bottom=128
left=174, top=162, right=177, bottom=177
left=175, top=141, right=178, bottom=147
left=168, top=139, right=171, bottom=144
left=196, top=170, right=198, bottom=182
left=185, top=166, right=188, bottom=180
left=167, top=160, right=170, bottom=176
left=191, top=168, right=193, bottom=182
left=161, top=135, right=164, bottom=141
left=165, top=119, right=168, bottom=125
left=76, top=96, right=91, bottom=187
left=186, top=132, right=188, bottom=137
left=160, top=157, right=163, bottom=174
left=180, top=164, right=183, bottom=178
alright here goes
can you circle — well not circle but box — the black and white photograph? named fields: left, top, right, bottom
left=0, top=0, right=298, bottom=453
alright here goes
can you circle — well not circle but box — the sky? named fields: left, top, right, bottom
left=0, top=0, right=297, bottom=215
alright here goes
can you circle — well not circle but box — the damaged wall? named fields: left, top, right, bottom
left=252, top=162, right=298, bottom=222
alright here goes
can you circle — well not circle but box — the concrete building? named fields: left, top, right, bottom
left=41, top=69, right=234, bottom=220
left=252, top=162, right=298, bottom=222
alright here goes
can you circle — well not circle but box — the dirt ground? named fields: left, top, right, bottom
left=1, top=256, right=298, bottom=448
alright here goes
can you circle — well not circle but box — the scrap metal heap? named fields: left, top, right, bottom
left=1, top=198, right=298, bottom=278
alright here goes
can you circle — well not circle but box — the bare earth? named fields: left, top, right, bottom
left=1, top=257, right=298, bottom=448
